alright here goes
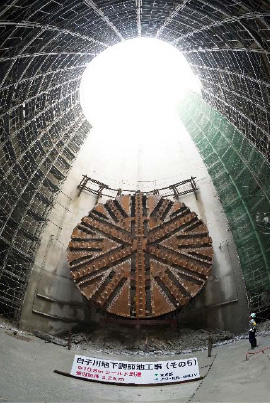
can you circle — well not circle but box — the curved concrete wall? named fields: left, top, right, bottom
left=20, top=117, right=248, bottom=334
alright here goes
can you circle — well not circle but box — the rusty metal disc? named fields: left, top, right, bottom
left=68, top=193, right=213, bottom=318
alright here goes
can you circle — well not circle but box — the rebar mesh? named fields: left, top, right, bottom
left=0, top=0, right=270, bottom=320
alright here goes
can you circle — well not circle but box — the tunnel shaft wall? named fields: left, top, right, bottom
left=1, top=0, right=270, bottom=332
left=179, top=93, right=270, bottom=315
left=19, top=119, right=249, bottom=335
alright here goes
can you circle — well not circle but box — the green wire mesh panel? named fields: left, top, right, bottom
left=178, top=93, right=270, bottom=314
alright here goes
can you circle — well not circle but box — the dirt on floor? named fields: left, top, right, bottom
left=64, top=324, right=234, bottom=354
left=64, top=319, right=270, bottom=354
left=2, top=315, right=270, bottom=355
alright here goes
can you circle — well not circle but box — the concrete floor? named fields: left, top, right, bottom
left=1, top=326, right=270, bottom=402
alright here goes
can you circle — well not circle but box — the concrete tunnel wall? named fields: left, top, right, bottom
left=20, top=117, right=249, bottom=335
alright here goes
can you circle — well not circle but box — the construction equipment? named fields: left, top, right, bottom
left=68, top=193, right=213, bottom=319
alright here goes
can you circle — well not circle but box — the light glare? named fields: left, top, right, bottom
left=79, top=38, right=202, bottom=186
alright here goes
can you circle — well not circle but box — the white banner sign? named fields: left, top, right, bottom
left=71, top=354, right=200, bottom=385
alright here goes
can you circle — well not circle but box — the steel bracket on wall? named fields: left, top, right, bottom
left=77, top=175, right=198, bottom=201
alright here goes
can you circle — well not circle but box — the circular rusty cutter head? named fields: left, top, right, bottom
left=68, top=193, right=213, bottom=319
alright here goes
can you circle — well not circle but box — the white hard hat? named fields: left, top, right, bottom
left=250, top=313, right=256, bottom=318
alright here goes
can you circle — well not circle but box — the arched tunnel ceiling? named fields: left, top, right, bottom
left=1, top=0, right=270, bottom=320
left=1, top=0, right=270, bottom=159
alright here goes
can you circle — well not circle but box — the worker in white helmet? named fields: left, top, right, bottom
left=249, top=313, right=257, bottom=349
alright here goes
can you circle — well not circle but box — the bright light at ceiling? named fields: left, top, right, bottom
left=80, top=37, right=201, bottom=147
left=79, top=38, right=203, bottom=188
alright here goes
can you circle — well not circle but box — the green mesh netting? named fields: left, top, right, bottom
left=179, top=93, right=270, bottom=313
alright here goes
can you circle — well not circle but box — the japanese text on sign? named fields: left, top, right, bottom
left=71, top=355, right=200, bottom=385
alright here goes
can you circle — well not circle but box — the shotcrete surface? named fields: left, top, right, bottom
left=1, top=321, right=270, bottom=402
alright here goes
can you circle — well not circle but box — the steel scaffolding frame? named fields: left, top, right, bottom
left=0, top=0, right=270, bottom=320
